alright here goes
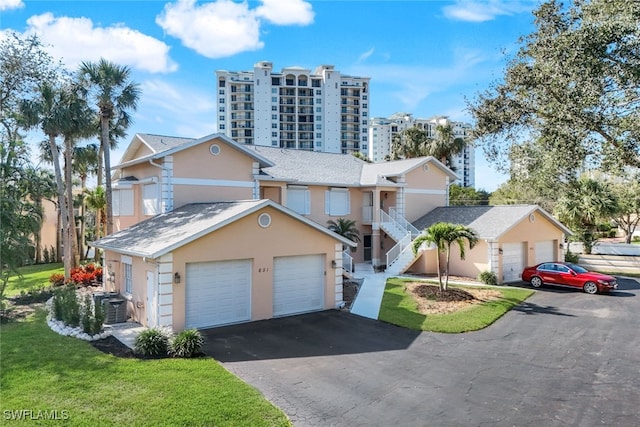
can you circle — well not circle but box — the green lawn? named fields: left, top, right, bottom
left=1, top=310, right=291, bottom=426
left=4, top=263, right=63, bottom=297
left=378, top=278, right=534, bottom=333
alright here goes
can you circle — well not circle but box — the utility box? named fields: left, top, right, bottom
left=104, top=298, right=127, bottom=324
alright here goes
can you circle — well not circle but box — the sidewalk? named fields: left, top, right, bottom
left=349, top=265, right=389, bottom=320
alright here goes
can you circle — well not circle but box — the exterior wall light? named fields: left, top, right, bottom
left=174, top=272, right=181, bottom=284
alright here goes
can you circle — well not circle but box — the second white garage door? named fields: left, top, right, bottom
left=535, top=240, right=556, bottom=264
left=273, top=254, right=324, bottom=316
left=185, top=259, right=251, bottom=329
left=502, top=243, right=524, bottom=282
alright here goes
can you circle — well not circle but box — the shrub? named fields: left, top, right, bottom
left=43, top=247, right=50, bottom=264
left=49, top=273, right=65, bottom=287
left=478, top=271, right=498, bottom=286
left=564, top=250, right=580, bottom=263
left=80, top=294, right=105, bottom=335
left=134, top=328, right=170, bottom=356
left=52, top=285, right=81, bottom=327
left=169, top=329, right=204, bottom=358
left=633, top=235, right=640, bottom=243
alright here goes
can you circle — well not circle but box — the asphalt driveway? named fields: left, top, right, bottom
left=202, top=277, right=640, bottom=426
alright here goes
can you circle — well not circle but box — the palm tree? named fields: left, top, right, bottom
left=391, top=127, right=429, bottom=160
left=554, top=177, right=618, bottom=254
left=412, top=222, right=479, bottom=292
left=83, top=186, right=106, bottom=260
left=79, top=58, right=140, bottom=235
left=327, top=218, right=361, bottom=251
left=427, top=123, right=466, bottom=168
left=73, top=144, right=99, bottom=259
left=24, top=168, right=57, bottom=263
left=20, top=82, right=75, bottom=277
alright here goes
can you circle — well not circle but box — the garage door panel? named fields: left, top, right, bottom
left=186, top=259, right=251, bottom=329
left=502, top=243, right=524, bottom=282
left=535, top=241, right=555, bottom=264
left=273, top=255, right=324, bottom=316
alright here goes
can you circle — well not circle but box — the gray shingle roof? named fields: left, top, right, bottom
left=91, top=199, right=355, bottom=258
left=247, top=146, right=367, bottom=186
left=412, top=205, right=571, bottom=240
left=137, top=133, right=195, bottom=153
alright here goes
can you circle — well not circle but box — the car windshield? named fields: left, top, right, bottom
left=566, top=263, right=588, bottom=274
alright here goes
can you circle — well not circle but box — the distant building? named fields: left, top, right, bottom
left=215, top=61, right=371, bottom=154
left=368, top=113, right=475, bottom=187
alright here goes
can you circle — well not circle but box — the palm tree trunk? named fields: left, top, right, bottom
left=436, top=250, right=444, bottom=292
left=64, top=136, right=79, bottom=268
left=34, top=197, right=43, bottom=263
left=444, top=248, right=451, bottom=292
left=79, top=175, right=86, bottom=260
left=48, top=134, right=72, bottom=278
left=101, top=115, right=114, bottom=235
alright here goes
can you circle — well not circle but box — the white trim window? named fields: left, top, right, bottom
left=325, top=188, right=350, bottom=216
left=123, top=258, right=133, bottom=295
left=286, top=186, right=311, bottom=215
left=142, top=183, right=159, bottom=216
left=113, top=189, right=134, bottom=216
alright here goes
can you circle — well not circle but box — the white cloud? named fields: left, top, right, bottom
left=358, top=48, right=375, bottom=63
left=443, top=0, right=534, bottom=23
left=350, top=48, right=487, bottom=112
left=0, top=0, right=23, bottom=11
left=21, top=13, right=177, bottom=73
left=255, top=0, right=314, bottom=25
left=156, top=0, right=262, bottom=58
left=156, top=0, right=314, bottom=59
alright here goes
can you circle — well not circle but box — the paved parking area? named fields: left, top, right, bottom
left=202, top=277, right=640, bottom=426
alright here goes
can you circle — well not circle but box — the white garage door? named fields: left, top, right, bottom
left=185, top=259, right=251, bottom=329
left=273, top=254, right=324, bottom=316
left=535, top=240, right=555, bottom=264
left=502, top=243, right=524, bottom=282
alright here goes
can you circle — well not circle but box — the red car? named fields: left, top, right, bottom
left=521, top=262, right=618, bottom=294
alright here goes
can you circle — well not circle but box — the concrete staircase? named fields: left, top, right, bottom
left=379, top=209, right=424, bottom=275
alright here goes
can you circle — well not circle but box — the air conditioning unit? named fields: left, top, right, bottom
left=103, top=298, right=127, bottom=324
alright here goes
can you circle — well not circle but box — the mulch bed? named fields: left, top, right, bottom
left=412, top=284, right=476, bottom=302
left=343, top=280, right=360, bottom=309
left=90, top=335, right=137, bottom=358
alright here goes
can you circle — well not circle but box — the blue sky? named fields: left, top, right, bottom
left=1, top=0, right=540, bottom=191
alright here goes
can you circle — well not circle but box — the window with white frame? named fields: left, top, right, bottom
left=123, top=257, right=133, bottom=294
left=325, top=188, right=350, bottom=216
left=112, top=188, right=134, bottom=216
left=142, top=183, right=159, bottom=215
left=286, top=186, right=310, bottom=215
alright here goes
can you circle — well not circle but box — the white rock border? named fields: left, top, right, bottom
left=45, top=297, right=111, bottom=342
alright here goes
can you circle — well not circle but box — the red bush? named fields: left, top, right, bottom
left=49, top=273, right=65, bottom=286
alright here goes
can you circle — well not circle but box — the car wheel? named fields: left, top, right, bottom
left=530, top=276, right=543, bottom=288
left=583, top=281, right=598, bottom=294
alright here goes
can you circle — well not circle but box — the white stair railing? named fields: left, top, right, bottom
left=342, top=249, right=353, bottom=274
left=379, top=209, right=406, bottom=241
left=389, top=207, right=420, bottom=238
left=386, top=232, right=411, bottom=269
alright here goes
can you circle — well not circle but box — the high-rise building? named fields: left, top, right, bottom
left=368, top=113, right=475, bottom=187
left=216, top=61, right=370, bottom=154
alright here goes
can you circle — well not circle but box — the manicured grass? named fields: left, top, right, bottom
left=378, top=278, right=534, bottom=333
left=1, top=310, right=291, bottom=426
left=4, top=263, right=63, bottom=296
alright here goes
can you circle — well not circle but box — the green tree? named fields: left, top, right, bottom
left=449, top=184, right=489, bottom=206
left=327, top=218, right=361, bottom=251
left=412, top=222, right=479, bottom=292
left=23, top=168, right=57, bottom=263
left=426, top=123, right=466, bottom=169
left=469, top=0, right=640, bottom=178
left=73, top=144, right=99, bottom=259
left=554, top=177, right=618, bottom=254
left=391, top=127, right=429, bottom=160
left=79, top=59, right=140, bottom=236
left=611, top=180, right=640, bottom=244
left=83, top=186, right=106, bottom=260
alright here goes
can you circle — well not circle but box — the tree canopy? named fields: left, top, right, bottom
left=469, top=0, right=640, bottom=178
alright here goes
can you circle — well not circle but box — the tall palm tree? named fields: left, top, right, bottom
left=427, top=123, right=466, bottom=168
left=20, top=82, right=75, bottom=277
left=79, top=58, right=140, bottom=235
left=24, top=168, right=57, bottom=263
left=391, top=127, right=429, bottom=160
left=327, top=218, right=361, bottom=251
left=412, top=222, right=479, bottom=292
left=73, top=144, right=99, bottom=259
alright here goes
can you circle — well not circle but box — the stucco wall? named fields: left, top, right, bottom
left=102, top=251, right=151, bottom=325
left=171, top=205, right=341, bottom=331
left=499, top=212, right=564, bottom=268
left=403, top=165, right=448, bottom=223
